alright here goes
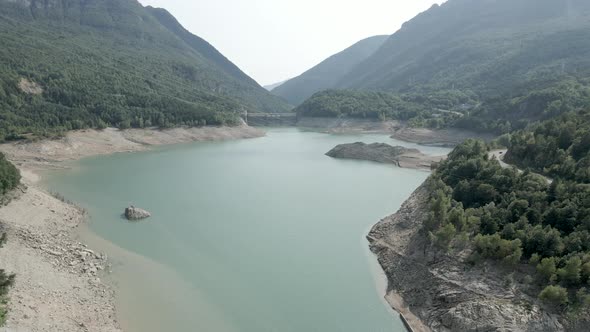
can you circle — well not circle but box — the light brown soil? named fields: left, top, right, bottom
left=0, top=184, right=120, bottom=332
left=0, top=126, right=265, bottom=172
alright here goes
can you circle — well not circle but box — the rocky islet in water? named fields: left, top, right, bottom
left=124, top=206, right=151, bottom=221
left=326, top=142, right=445, bottom=171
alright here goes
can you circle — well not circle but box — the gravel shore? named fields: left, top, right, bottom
left=0, top=178, right=120, bottom=332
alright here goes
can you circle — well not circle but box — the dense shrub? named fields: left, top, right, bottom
left=0, top=153, right=19, bottom=195
left=539, top=285, right=568, bottom=306
left=424, top=112, right=590, bottom=306
left=294, top=89, right=469, bottom=128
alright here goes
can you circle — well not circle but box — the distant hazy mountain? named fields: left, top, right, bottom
left=271, top=35, right=388, bottom=105
left=0, top=0, right=290, bottom=141
left=264, top=80, right=287, bottom=91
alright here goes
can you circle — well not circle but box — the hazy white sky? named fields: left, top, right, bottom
left=138, top=0, right=443, bottom=86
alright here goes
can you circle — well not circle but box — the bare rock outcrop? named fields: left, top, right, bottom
left=124, top=206, right=151, bottom=221
left=18, top=78, right=43, bottom=95
left=368, top=184, right=566, bottom=331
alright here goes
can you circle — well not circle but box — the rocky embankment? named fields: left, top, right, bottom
left=326, top=142, right=445, bottom=171
left=367, top=184, right=564, bottom=332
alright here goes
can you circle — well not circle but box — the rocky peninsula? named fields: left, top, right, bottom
left=368, top=183, right=566, bottom=332
left=326, top=142, right=445, bottom=171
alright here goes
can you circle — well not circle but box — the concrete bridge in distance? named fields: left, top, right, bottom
left=243, top=112, right=298, bottom=126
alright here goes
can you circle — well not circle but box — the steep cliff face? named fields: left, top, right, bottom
left=368, top=184, right=566, bottom=332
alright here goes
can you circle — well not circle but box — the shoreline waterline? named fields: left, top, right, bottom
left=0, top=125, right=267, bottom=331
left=74, top=222, right=238, bottom=332
left=8, top=126, right=451, bottom=331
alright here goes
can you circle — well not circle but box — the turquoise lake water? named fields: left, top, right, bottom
left=43, top=128, right=449, bottom=332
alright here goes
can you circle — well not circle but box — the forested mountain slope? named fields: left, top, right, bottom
left=339, top=0, right=590, bottom=95
left=295, top=89, right=476, bottom=129
left=413, top=110, right=590, bottom=327
left=0, top=0, right=290, bottom=141
left=145, top=6, right=259, bottom=87
left=295, top=0, right=590, bottom=133
left=271, top=35, right=387, bottom=105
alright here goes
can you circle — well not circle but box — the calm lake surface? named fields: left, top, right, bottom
left=43, top=128, right=450, bottom=332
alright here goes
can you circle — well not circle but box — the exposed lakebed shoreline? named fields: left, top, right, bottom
left=0, top=181, right=119, bottom=332
left=1, top=125, right=265, bottom=171
left=0, top=122, right=478, bottom=332
left=0, top=125, right=265, bottom=331
left=296, top=117, right=496, bottom=147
